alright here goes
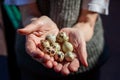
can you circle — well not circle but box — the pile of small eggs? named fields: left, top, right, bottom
left=41, top=32, right=76, bottom=62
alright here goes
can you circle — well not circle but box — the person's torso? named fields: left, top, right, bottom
left=16, top=0, right=105, bottom=76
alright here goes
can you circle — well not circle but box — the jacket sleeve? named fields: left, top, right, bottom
left=82, top=0, right=110, bottom=15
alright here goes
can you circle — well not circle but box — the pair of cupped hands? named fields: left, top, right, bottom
left=18, top=16, right=88, bottom=75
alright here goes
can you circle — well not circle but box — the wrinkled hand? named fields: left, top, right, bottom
left=53, top=27, right=88, bottom=75
left=18, top=16, right=59, bottom=68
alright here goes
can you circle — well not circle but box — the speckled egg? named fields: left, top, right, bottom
left=51, top=42, right=61, bottom=51
left=44, top=46, right=56, bottom=56
left=56, top=32, right=69, bottom=43
left=54, top=51, right=64, bottom=62
left=41, top=40, right=50, bottom=48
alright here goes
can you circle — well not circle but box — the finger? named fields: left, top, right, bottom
left=44, top=60, right=53, bottom=69
left=42, top=54, right=51, bottom=62
left=35, top=58, right=44, bottom=63
left=53, top=61, right=58, bottom=67
left=32, top=48, right=44, bottom=58
left=69, top=58, right=80, bottom=72
left=35, top=57, right=52, bottom=69
left=31, top=17, right=38, bottom=21
left=77, top=40, right=88, bottom=67
left=17, top=18, right=44, bottom=35
left=61, top=62, right=70, bottom=75
left=50, top=57, right=54, bottom=62
left=17, top=24, right=39, bottom=35
left=54, top=63, right=63, bottom=72
left=35, top=57, right=53, bottom=69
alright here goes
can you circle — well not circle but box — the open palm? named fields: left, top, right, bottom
left=18, top=16, right=59, bottom=68
left=53, top=27, right=88, bottom=75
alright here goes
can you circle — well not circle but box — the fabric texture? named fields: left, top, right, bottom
left=46, top=0, right=104, bottom=73
left=4, top=0, right=109, bottom=15
left=1, top=0, right=108, bottom=80
left=14, top=0, right=106, bottom=75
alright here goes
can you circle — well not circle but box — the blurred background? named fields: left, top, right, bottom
left=0, top=0, right=120, bottom=80
left=100, top=0, right=120, bottom=80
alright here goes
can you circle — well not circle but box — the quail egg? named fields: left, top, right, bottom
left=56, top=32, right=69, bottom=43
left=41, top=40, right=50, bottom=48
left=65, top=52, right=75, bottom=61
left=46, top=34, right=56, bottom=43
left=44, top=46, right=56, bottom=56
left=51, top=42, right=61, bottom=51
left=54, top=51, right=64, bottom=62
left=62, top=41, right=73, bottom=53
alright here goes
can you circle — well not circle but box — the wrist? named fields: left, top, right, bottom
left=78, top=9, right=98, bottom=28
left=73, top=22, right=94, bottom=42
left=72, top=9, right=98, bottom=41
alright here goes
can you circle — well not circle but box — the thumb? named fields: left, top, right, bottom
left=77, top=43, right=88, bottom=67
left=76, top=36, right=88, bottom=67
left=17, top=23, right=39, bottom=35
